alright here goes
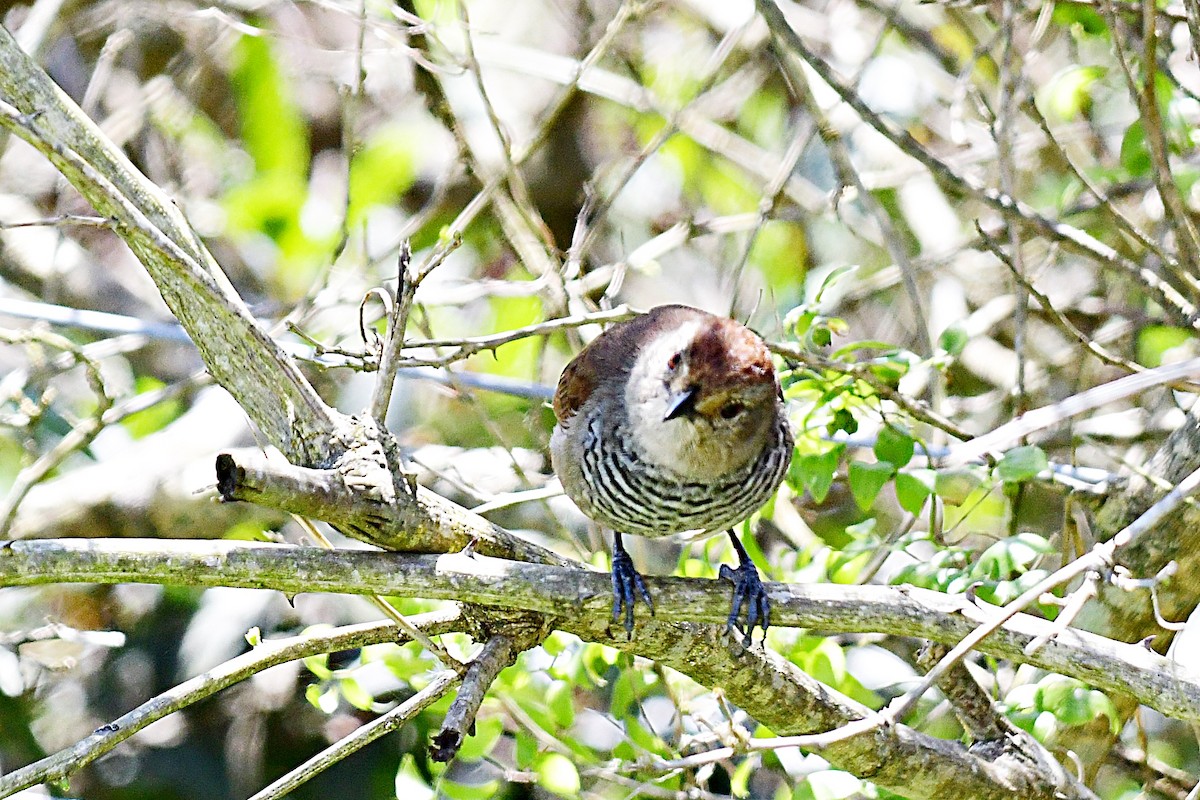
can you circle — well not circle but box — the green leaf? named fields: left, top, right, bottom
left=455, top=715, right=504, bottom=761
left=120, top=377, right=182, bottom=438
left=1051, top=1, right=1107, bottom=35
left=230, top=33, right=308, bottom=178
left=610, top=669, right=634, bottom=720
left=805, top=638, right=847, bottom=687
left=546, top=680, right=575, bottom=729
left=730, top=757, right=755, bottom=797
left=395, top=754, right=435, bottom=800
left=535, top=753, right=580, bottom=797
left=934, top=466, right=986, bottom=505
left=848, top=460, right=895, bottom=510
left=874, top=426, right=915, bottom=467
left=1032, top=710, right=1059, bottom=743
left=805, top=770, right=865, bottom=800
left=866, top=358, right=910, bottom=388
left=1137, top=325, right=1192, bottom=367
left=441, top=779, right=502, bottom=800
left=831, top=340, right=904, bottom=358
left=1121, top=119, right=1151, bottom=176
left=790, top=446, right=843, bottom=503
left=515, top=730, right=539, bottom=768
left=895, top=469, right=936, bottom=514
left=975, top=533, right=1053, bottom=580
left=1038, top=65, right=1106, bottom=120
left=306, top=683, right=338, bottom=713
left=827, top=408, right=859, bottom=436
left=938, top=323, right=968, bottom=356
left=339, top=677, right=373, bottom=711
left=813, top=264, right=859, bottom=304
left=996, top=446, right=1050, bottom=484
left=624, top=715, right=668, bottom=755
left=303, top=653, right=332, bottom=680
left=348, top=125, right=418, bottom=226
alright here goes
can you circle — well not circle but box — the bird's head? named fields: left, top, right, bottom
left=626, top=312, right=782, bottom=479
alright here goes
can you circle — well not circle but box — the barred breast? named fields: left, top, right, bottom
left=573, top=408, right=793, bottom=538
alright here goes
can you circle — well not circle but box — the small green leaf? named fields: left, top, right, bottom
left=303, top=653, right=332, bottom=680
left=848, top=460, right=895, bottom=510
left=827, top=408, right=859, bottom=436
left=441, top=779, right=502, bottom=800
left=547, top=681, right=575, bottom=729
left=731, top=757, right=755, bottom=797
left=938, top=323, right=968, bottom=356
left=790, top=446, right=843, bottom=503
left=812, top=265, right=859, bottom=304
left=805, top=638, right=847, bottom=687
left=1032, top=710, right=1059, bottom=743
left=306, top=683, right=338, bottom=713
left=866, top=359, right=908, bottom=388
left=456, top=716, right=504, bottom=761
left=934, top=466, right=985, bottom=505
left=1137, top=325, right=1192, bottom=368
left=895, top=469, right=936, bottom=514
left=515, top=730, right=539, bottom=768
left=996, top=446, right=1050, bottom=484
left=339, top=677, right=373, bottom=711
left=805, top=770, right=865, bottom=800
left=535, top=753, right=580, bottom=797
left=975, top=532, right=1053, bottom=580
left=1121, top=119, right=1151, bottom=176
left=395, top=754, right=435, bottom=800
left=1038, top=65, right=1106, bottom=120
left=874, top=426, right=915, bottom=467
left=831, top=340, right=904, bottom=358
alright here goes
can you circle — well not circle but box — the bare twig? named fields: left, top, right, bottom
left=944, top=357, right=1200, bottom=465
left=0, top=327, right=113, bottom=534
left=430, top=627, right=544, bottom=762
left=248, top=669, right=461, bottom=800
left=0, top=611, right=464, bottom=797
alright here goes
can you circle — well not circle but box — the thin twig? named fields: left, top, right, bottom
left=248, top=669, right=460, bottom=800
left=0, top=611, right=463, bottom=797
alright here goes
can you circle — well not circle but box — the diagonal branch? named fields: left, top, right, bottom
left=0, top=23, right=341, bottom=464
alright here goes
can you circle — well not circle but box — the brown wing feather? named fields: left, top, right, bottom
left=552, top=305, right=706, bottom=423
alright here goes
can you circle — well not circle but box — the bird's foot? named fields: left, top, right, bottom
left=719, top=557, right=770, bottom=645
left=611, top=546, right=654, bottom=639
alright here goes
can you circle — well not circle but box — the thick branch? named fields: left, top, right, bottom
left=0, top=537, right=1100, bottom=799
left=215, top=449, right=572, bottom=566
left=1, top=538, right=1196, bottom=726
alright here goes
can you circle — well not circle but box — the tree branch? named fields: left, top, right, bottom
left=0, top=610, right=464, bottom=798
left=1, top=538, right=1196, bottom=727
left=0, top=23, right=342, bottom=464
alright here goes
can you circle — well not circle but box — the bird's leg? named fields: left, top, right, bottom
left=611, top=531, right=654, bottom=638
left=719, top=531, right=770, bottom=643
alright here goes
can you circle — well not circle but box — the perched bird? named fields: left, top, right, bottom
left=550, top=305, right=794, bottom=640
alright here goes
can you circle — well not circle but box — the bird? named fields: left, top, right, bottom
left=550, top=304, right=794, bottom=641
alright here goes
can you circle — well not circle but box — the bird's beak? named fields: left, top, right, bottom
left=664, top=385, right=699, bottom=421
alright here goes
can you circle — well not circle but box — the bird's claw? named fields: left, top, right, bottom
left=720, top=559, right=770, bottom=645
left=611, top=547, right=654, bottom=639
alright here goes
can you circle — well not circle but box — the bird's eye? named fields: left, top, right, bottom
left=719, top=402, right=745, bottom=419
left=667, top=352, right=682, bottom=370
